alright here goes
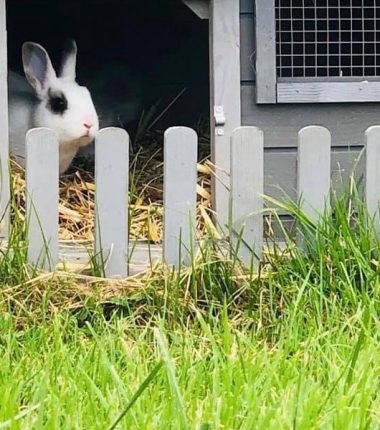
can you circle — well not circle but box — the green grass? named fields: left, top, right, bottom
left=1, top=179, right=380, bottom=428
left=0, top=304, right=379, bottom=429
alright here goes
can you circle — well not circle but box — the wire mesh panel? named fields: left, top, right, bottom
left=276, top=0, right=380, bottom=78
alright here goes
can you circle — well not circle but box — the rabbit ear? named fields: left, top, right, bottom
left=60, top=39, right=77, bottom=80
left=22, top=42, right=57, bottom=96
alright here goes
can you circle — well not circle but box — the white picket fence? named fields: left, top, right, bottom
left=231, top=125, right=380, bottom=267
left=25, top=126, right=197, bottom=277
left=12, top=124, right=380, bottom=277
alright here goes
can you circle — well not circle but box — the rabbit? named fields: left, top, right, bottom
left=8, top=40, right=99, bottom=174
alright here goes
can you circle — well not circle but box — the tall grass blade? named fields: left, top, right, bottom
left=0, top=403, right=41, bottom=429
left=155, top=328, right=189, bottom=430
left=108, top=361, right=163, bottom=430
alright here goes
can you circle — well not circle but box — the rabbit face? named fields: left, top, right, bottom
left=34, top=79, right=99, bottom=146
left=23, top=40, right=99, bottom=147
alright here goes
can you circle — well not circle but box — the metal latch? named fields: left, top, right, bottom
left=214, top=105, right=226, bottom=136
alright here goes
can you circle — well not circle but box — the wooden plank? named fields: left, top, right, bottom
left=26, top=128, right=59, bottom=270
left=240, top=0, right=254, bottom=14
left=365, top=126, right=380, bottom=234
left=255, top=0, right=276, bottom=103
left=95, top=127, right=129, bottom=278
left=277, top=81, right=380, bottom=104
left=163, top=127, right=197, bottom=268
left=0, top=0, right=9, bottom=238
left=264, top=148, right=364, bottom=209
left=182, top=0, right=209, bottom=19
left=298, top=126, right=331, bottom=220
left=231, top=126, right=263, bottom=266
left=330, top=149, right=364, bottom=195
left=241, top=84, right=380, bottom=148
left=210, top=0, right=241, bottom=230
left=59, top=241, right=163, bottom=278
left=240, top=14, right=255, bottom=83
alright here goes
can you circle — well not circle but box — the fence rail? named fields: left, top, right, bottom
left=14, top=124, right=380, bottom=277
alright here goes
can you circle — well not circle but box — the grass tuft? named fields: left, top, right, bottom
left=1, top=170, right=380, bottom=428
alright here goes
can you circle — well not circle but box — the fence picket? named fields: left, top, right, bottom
left=163, top=127, right=197, bottom=267
left=17, top=122, right=380, bottom=276
left=95, top=127, right=129, bottom=278
left=231, top=126, right=264, bottom=266
left=298, top=126, right=331, bottom=220
left=0, top=0, right=9, bottom=238
left=26, top=128, right=59, bottom=270
left=365, top=126, right=380, bottom=234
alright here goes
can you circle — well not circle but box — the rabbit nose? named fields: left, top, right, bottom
left=83, top=122, right=93, bottom=130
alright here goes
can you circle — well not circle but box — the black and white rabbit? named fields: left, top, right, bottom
left=8, top=40, right=99, bottom=174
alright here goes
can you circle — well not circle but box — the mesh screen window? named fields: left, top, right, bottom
left=276, top=0, right=380, bottom=78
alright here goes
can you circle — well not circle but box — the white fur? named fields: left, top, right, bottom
left=8, top=42, right=99, bottom=174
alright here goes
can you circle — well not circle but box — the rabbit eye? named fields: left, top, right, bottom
left=47, top=91, right=68, bottom=115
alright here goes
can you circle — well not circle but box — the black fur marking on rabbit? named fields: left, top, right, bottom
left=47, top=89, right=68, bottom=115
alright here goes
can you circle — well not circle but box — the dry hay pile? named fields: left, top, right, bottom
left=11, top=131, right=218, bottom=243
